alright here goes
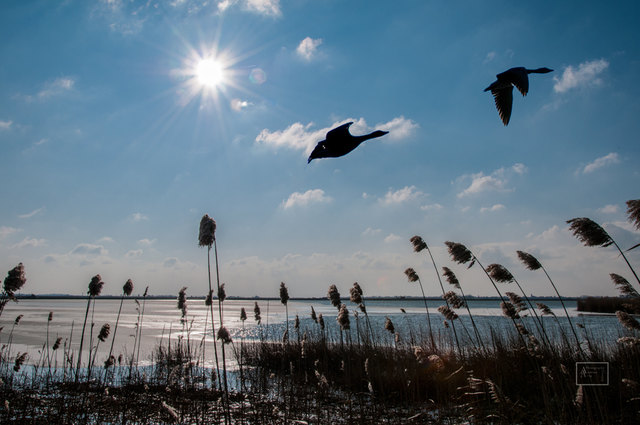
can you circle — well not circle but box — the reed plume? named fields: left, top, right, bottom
left=516, top=250, right=542, bottom=271
left=3, top=262, right=26, bottom=301
left=384, top=316, right=395, bottom=334
left=327, top=284, right=341, bottom=309
left=568, top=217, right=640, bottom=287
left=280, top=282, right=290, bottom=342
left=98, top=323, right=110, bottom=342
left=501, top=301, right=520, bottom=319
left=177, top=287, right=188, bottom=323
left=442, top=267, right=460, bottom=289
left=486, top=263, right=514, bottom=283
left=627, top=199, right=640, bottom=230
left=349, top=283, right=363, bottom=304
left=240, top=307, right=247, bottom=322
left=254, top=302, right=261, bottom=324
left=444, top=291, right=465, bottom=309
left=610, top=273, right=639, bottom=297
left=14, top=352, right=27, bottom=372
left=410, top=235, right=428, bottom=252
left=404, top=267, right=419, bottom=282
left=217, top=326, right=232, bottom=344
left=616, top=310, right=640, bottom=331
left=76, top=274, right=103, bottom=383
left=438, top=305, right=459, bottom=321
left=337, top=304, right=350, bottom=331
left=444, top=241, right=474, bottom=268
left=310, top=306, right=317, bottom=323
left=536, top=302, right=555, bottom=316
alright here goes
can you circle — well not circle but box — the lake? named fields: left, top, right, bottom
left=0, top=297, right=628, bottom=369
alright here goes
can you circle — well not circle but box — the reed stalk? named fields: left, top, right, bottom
left=517, top=250, right=582, bottom=350
left=410, top=236, right=462, bottom=353
left=404, top=267, right=435, bottom=349
left=75, top=274, right=103, bottom=383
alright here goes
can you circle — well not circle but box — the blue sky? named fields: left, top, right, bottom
left=1, top=0, right=639, bottom=298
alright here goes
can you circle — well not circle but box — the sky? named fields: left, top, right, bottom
left=1, top=0, right=639, bottom=298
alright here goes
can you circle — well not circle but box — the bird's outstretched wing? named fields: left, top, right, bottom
left=491, top=86, right=513, bottom=126
left=326, top=122, right=353, bottom=141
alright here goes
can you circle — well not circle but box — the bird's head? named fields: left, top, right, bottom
left=535, top=67, right=553, bottom=74
left=307, top=142, right=325, bottom=163
left=370, top=130, right=389, bottom=138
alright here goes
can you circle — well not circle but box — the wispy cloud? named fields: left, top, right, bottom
left=581, top=152, right=620, bottom=174
left=480, top=204, right=505, bottom=213
left=553, top=59, right=609, bottom=93
left=0, top=226, right=21, bottom=239
left=71, top=243, right=108, bottom=256
left=230, top=98, right=253, bottom=111
left=97, top=236, right=115, bottom=244
left=12, top=237, right=47, bottom=249
left=18, top=207, right=45, bottom=219
left=457, top=164, right=525, bottom=198
left=296, top=37, right=323, bottom=61
left=138, top=238, right=156, bottom=246
left=243, top=0, right=281, bottom=16
left=379, top=186, right=423, bottom=205
left=362, top=227, right=382, bottom=236
left=0, top=120, right=12, bottom=130
left=483, top=51, right=496, bottom=64
left=384, top=233, right=401, bottom=243
left=126, top=249, right=143, bottom=258
left=282, top=189, right=332, bottom=209
left=37, top=77, right=75, bottom=99
left=130, top=212, right=149, bottom=222
left=256, top=116, right=417, bottom=155
left=420, top=203, right=443, bottom=211
left=598, top=204, right=619, bottom=214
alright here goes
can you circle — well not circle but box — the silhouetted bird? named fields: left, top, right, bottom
left=484, top=67, right=553, bottom=125
left=307, top=122, right=389, bottom=163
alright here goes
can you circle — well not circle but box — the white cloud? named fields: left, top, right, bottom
left=244, top=0, right=281, bottom=16
left=484, top=51, right=496, bottom=64
left=384, top=233, right=401, bottom=243
left=480, top=204, right=505, bottom=213
left=0, top=120, right=12, bottom=130
left=376, top=116, right=419, bottom=141
left=379, top=186, right=423, bottom=205
left=598, top=204, right=619, bottom=214
left=130, top=212, right=149, bottom=222
left=70, top=243, right=107, bottom=256
left=296, top=37, right=323, bottom=61
left=512, top=163, right=527, bottom=175
left=362, top=227, right=382, bottom=236
left=231, top=98, right=252, bottom=111
left=582, top=152, right=620, bottom=174
left=282, top=189, right=332, bottom=209
left=18, top=207, right=45, bottom=219
left=138, top=238, right=156, bottom=246
left=37, top=77, right=75, bottom=99
left=97, top=236, right=115, bottom=244
left=256, top=116, right=416, bottom=155
left=553, top=59, right=609, bottom=93
left=163, top=257, right=178, bottom=268
left=457, top=174, right=507, bottom=198
left=456, top=164, right=524, bottom=198
left=12, top=237, right=47, bottom=249
left=0, top=226, right=21, bottom=239
left=126, top=249, right=143, bottom=258
left=420, top=203, right=443, bottom=211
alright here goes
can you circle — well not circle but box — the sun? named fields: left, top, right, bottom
left=196, top=58, right=225, bottom=88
